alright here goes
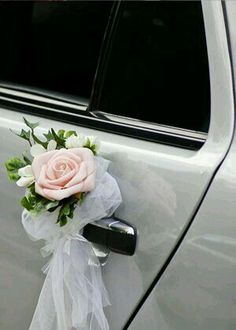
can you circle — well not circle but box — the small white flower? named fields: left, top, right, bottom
left=30, top=144, right=45, bottom=157
left=30, top=140, right=57, bottom=157
left=65, top=134, right=85, bottom=149
left=16, top=165, right=35, bottom=187
left=47, top=139, right=57, bottom=151
left=87, top=136, right=101, bottom=153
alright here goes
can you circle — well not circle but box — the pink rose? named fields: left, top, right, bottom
left=32, top=148, right=96, bottom=201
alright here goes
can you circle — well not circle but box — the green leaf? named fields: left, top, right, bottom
left=65, top=130, right=77, bottom=138
left=10, top=128, right=32, bottom=146
left=33, top=200, right=48, bottom=214
left=45, top=200, right=59, bottom=211
left=5, top=157, right=25, bottom=171
left=8, top=172, right=20, bottom=181
left=84, top=143, right=97, bottom=155
left=23, top=117, right=40, bottom=130
left=20, top=129, right=31, bottom=141
left=51, top=128, right=65, bottom=148
left=5, top=157, right=26, bottom=181
left=68, top=203, right=77, bottom=218
left=27, top=194, right=37, bottom=206
left=83, top=137, right=90, bottom=148
left=59, top=215, right=67, bottom=227
left=56, top=196, right=78, bottom=226
left=22, top=117, right=47, bottom=148
left=21, top=196, right=33, bottom=211
left=90, top=145, right=97, bottom=156
left=22, top=152, right=32, bottom=165
left=28, top=184, right=36, bottom=195
left=59, top=203, right=70, bottom=217
left=57, top=129, right=65, bottom=138
left=43, top=131, right=54, bottom=141
left=31, top=133, right=47, bottom=148
left=21, top=185, right=59, bottom=215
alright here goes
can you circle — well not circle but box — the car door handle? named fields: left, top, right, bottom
left=83, top=217, right=137, bottom=256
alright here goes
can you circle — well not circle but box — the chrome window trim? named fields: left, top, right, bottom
left=0, top=86, right=206, bottom=150
left=0, top=86, right=87, bottom=112
left=92, top=111, right=207, bottom=141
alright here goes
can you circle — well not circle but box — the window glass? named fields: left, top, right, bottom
left=0, top=1, right=113, bottom=100
left=96, top=1, right=210, bottom=132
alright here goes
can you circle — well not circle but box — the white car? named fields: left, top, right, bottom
left=1, top=1, right=236, bottom=329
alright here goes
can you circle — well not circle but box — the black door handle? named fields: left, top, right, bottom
left=83, top=217, right=137, bottom=256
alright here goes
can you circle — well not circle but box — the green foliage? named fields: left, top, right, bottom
left=65, top=130, right=77, bottom=138
left=51, top=128, right=65, bottom=148
left=57, top=196, right=78, bottom=227
left=23, top=117, right=40, bottom=131
left=31, top=133, right=47, bottom=148
left=21, top=196, right=33, bottom=211
left=57, top=129, right=65, bottom=139
left=23, top=117, right=48, bottom=148
left=5, top=157, right=26, bottom=181
left=10, top=128, right=32, bottom=146
left=22, top=152, right=32, bottom=165
left=83, top=138, right=97, bottom=155
left=43, top=131, right=54, bottom=141
left=20, top=185, right=85, bottom=227
left=21, top=185, right=59, bottom=216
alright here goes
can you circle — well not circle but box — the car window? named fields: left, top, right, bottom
left=94, top=1, right=210, bottom=133
left=0, top=1, right=113, bottom=101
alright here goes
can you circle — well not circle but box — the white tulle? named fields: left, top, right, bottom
left=22, top=157, right=122, bottom=330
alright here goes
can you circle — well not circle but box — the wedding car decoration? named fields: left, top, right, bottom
left=5, top=118, right=122, bottom=330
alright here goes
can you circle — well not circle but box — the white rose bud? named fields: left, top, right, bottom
left=87, top=136, right=101, bottom=153
left=65, top=134, right=85, bottom=149
left=16, top=165, right=35, bottom=187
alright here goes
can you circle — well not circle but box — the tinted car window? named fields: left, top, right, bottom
left=95, top=1, right=210, bottom=132
left=0, top=1, right=112, bottom=100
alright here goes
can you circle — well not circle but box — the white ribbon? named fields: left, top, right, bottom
left=22, top=157, right=122, bottom=330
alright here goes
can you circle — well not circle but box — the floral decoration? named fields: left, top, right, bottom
left=5, top=118, right=100, bottom=227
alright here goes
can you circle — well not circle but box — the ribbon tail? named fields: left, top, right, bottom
left=29, top=236, right=110, bottom=330
left=29, top=266, right=57, bottom=330
left=64, top=236, right=110, bottom=330
left=29, top=240, right=69, bottom=330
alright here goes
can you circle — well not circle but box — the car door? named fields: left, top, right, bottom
left=0, top=1, right=234, bottom=330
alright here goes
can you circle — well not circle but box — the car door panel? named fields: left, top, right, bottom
left=0, top=1, right=234, bottom=330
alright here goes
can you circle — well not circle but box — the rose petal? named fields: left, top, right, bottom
left=32, top=149, right=58, bottom=179
left=48, top=156, right=79, bottom=181
left=37, top=165, right=62, bottom=190
left=48, top=168, right=77, bottom=186
left=47, top=150, right=82, bottom=168
left=32, top=147, right=96, bottom=201
left=30, top=144, right=46, bottom=157
left=70, top=147, right=94, bottom=162
left=83, top=171, right=96, bottom=191
left=50, top=156, right=79, bottom=173
left=18, top=165, right=33, bottom=177
left=43, top=183, right=84, bottom=201
left=64, top=161, right=87, bottom=188
left=35, top=182, right=55, bottom=200
left=70, top=148, right=95, bottom=174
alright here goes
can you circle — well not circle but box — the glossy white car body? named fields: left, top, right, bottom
left=0, top=1, right=236, bottom=330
